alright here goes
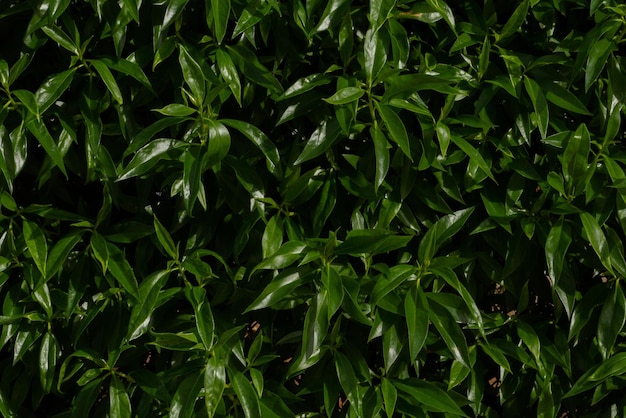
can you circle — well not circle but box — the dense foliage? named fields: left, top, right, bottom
left=1, top=0, right=626, bottom=416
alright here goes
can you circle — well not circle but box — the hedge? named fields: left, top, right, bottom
left=1, top=0, right=626, bottom=417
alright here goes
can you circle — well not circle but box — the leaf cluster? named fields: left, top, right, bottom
left=1, top=0, right=626, bottom=417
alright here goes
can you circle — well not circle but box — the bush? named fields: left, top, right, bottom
left=1, top=0, right=626, bottom=416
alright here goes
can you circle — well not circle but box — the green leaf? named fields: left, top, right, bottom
left=394, top=379, right=468, bottom=416
left=364, top=28, right=387, bottom=85
left=118, top=138, right=186, bottom=181
left=216, top=48, right=242, bottom=106
left=375, top=102, right=411, bottom=160
left=220, top=119, right=281, bottom=176
left=294, top=118, right=342, bottom=164
left=183, top=146, right=204, bottom=214
left=90, top=59, right=123, bottom=105
left=277, top=73, right=332, bottom=101
left=35, top=68, right=75, bottom=113
left=523, top=76, right=549, bottom=138
left=245, top=267, right=313, bottom=311
left=371, top=127, right=389, bottom=192
left=335, top=351, right=363, bottom=416
left=170, top=370, right=203, bottom=418
left=206, top=119, right=230, bottom=166
left=564, top=352, right=626, bottom=397
left=323, top=87, right=364, bottom=105
left=153, top=215, right=177, bottom=259
left=449, top=135, right=495, bottom=182
left=545, top=217, right=572, bottom=284
left=541, top=81, right=592, bottom=115
left=230, top=369, right=262, bottom=418
left=262, top=215, right=283, bottom=258
left=428, top=297, right=471, bottom=368
left=210, top=0, right=230, bottom=43
left=205, top=355, right=226, bottom=417
left=425, top=0, right=456, bottom=32
left=178, top=45, right=206, bottom=105
left=499, top=0, right=529, bottom=41
left=562, top=123, right=590, bottom=194
left=585, top=39, right=614, bottom=92
left=110, top=375, right=132, bottom=418
left=153, top=103, right=196, bottom=116
left=381, top=378, right=397, bottom=418
left=162, top=0, right=190, bottom=32
left=39, top=331, right=59, bottom=393
left=106, top=241, right=140, bottom=300
left=46, top=231, right=83, bottom=280
left=597, top=285, right=626, bottom=360
left=334, top=229, right=412, bottom=256
left=127, top=270, right=171, bottom=340
left=404, top=287, right=429, bottom=362
left=22, top=219, right=48, bottom=277
left=25, top=118, right=67, bottom=176
left=580, top=212, right=612, bottom=273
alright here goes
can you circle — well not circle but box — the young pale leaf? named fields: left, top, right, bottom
left=364, top=28, right=387, bottom=85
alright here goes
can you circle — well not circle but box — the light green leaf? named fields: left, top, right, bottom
left=153, top=103, right=196, bottom=117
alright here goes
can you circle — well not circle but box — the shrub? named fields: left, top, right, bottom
left=1, top=0, right=626, bottom=416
